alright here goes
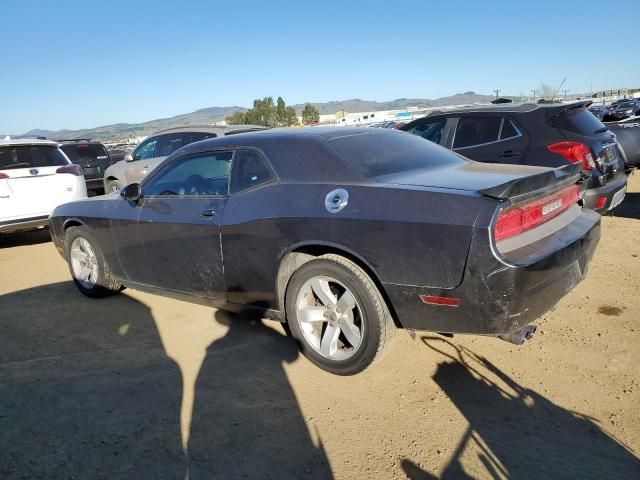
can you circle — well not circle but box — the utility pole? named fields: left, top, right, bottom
left=493, top=89, right=501, bottom=99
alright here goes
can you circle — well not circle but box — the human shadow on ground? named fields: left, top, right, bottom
left=611, top=190, right=640, bottom=220
left=0, top=281, right=184, bottom=479
left=187, top=308, right=332, bottom=479
left=0, top=228, right=51, bottom=249
left=0, top=282, right=332, bottom=479
left=402, top=336, right=640, bottom=480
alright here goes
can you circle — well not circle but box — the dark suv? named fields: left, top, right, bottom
left=609, top=100, right=640, bottom=121
left=58, top=139, right=113, bottom=195
left=401, top=102, right=627, bottom=213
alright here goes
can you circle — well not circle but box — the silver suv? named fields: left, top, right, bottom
left=103, top=125, right=266, bottom=193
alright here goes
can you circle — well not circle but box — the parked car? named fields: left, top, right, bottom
left=605, top=118, right=640, bottom=171
left=103, top=125, right=266, bottom=193
left=50, top=128, right=600, bottom=375
left=401, top=101, right=627, bottom=213
left=608, top=100, right=640, bottom=121
left=588, top=105, right=608, bottom=120
left=58, top=139, right=113, bottom=195
left=0, top=138, right=87, bottom=233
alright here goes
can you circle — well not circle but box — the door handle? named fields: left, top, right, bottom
left=499, top=150, right=520, bottom=158
left=200, top=208, right=216, bottom=217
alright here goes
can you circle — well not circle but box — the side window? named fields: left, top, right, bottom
left=500, top=119, right=519, bottom=140
left=156, top=133, right=190, bottom=157
left=406, top=119, right=446, bottom=144
left=143, top=151, right=232, bottom=196
left=453, top=117, right=502, bottom=149
left=190, top=132, right=218, bottom=143
left=134, top=138, right=158, bottom=160
left=230, top=150, right=274, bottom=194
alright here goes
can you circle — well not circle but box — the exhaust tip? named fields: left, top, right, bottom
left=498, top=324, right=537, bottom=345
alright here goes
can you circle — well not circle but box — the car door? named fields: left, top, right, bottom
left=118, top=149, right=233, bottom=299
left=123, top=136, right=160, bottom=185
left=452, top=115, right=528, bottom=164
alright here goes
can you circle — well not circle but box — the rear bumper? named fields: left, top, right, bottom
left=0, top=215, right=49, bottom=233
left=584, top=172, right=627, bottom=212
left=84, top=177, right=105, bottom=191
left=384, top=209, right=601, bottom=335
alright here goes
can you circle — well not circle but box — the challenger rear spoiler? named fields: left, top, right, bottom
left=479, top=163, right=584, bottom=201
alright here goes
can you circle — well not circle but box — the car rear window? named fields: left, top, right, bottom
left=0, top=146, right=69, bottom=170
left=60, top=144, right=110, bottom=163
left=550, top=106, right=606, bottom=135
left=327, top=131, right=461, bottom=178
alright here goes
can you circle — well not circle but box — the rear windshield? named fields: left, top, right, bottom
left=60, top=144, right=110, bottom=163
left=551, top=106, right=606, bottom=135
left=0, top=145, right=69, bottom=170
left=327, top=131, right=461, bottom=178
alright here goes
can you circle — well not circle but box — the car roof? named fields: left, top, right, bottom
left=0, top=138, right=60, bottom=147
left=150, top=124, right=268, bottom=136
left=422, top=100, right=591, bottom=117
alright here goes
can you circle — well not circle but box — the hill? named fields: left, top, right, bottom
left=16, top=92, right=496, bottom=142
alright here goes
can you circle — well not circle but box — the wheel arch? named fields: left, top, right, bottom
left=62, top=218, right=88, bottom=231
left=275, top=242, right=402, bottom=328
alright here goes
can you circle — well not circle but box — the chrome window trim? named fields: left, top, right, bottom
left=452, top=118, right=522, bottom=151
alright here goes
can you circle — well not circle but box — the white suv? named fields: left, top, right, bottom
left=0, top=138, right=87, bottom=233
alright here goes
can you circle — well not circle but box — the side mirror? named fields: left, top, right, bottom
left=121, top=183, right=142, bottom=202
left=124, top=153, right=134, bottom=162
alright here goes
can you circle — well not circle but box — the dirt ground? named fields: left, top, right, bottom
left=1, top=175, right=639, bottom=480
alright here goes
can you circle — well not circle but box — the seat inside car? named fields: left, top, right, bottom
left=231, top=151, right=271, bottom=192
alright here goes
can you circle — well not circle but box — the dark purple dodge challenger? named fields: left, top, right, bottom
left=50, top=127, right=600, bottom=375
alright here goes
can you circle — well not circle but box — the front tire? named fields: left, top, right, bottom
left=285, top=254, right=395, bottom=375
left=65, top=226, right=122, bottom=298
left=105, top=179, right=122, bottom=194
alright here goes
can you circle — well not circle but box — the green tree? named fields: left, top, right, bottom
left=301, top=104, right=320, bottom=126
left=285, top=106, right=299, bottom=126
left=276, top=96, right=287, bottom=126
left=245, top=97, right=277, bottom=127
left=225, top=111, right=247, bottom=125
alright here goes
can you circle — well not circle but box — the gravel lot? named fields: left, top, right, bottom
left=1, top=174, right=639, bottom=479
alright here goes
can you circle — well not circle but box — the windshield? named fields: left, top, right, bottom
left=327, top=131, right=463, bottom=178
left=0, top=145, right=69, bottom=170
left=60, top=144, right=110, bottom=165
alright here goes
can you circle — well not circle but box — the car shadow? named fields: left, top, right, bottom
left=401, top=336, right=640, bottom=480
left=186, top=308, right=332, bottom=479
left=610, top=190, right=640, bottom=220
left=0, top=228, right=51, bottom=249
left=0, top=283, right=331, bottom=479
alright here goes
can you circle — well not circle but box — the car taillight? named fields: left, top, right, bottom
left=0, top=172, right=9, bottom=179
left=547, top=141, right=596, bottom=170
left=56, top=164, right=83, bottom=176
left=494, top=184, right=581, bottom=242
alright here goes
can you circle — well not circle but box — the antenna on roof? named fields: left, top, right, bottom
left=551, top=78, right=566, bottom=102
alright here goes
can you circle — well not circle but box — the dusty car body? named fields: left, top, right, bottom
left=50, top=128, right=600, bottom=374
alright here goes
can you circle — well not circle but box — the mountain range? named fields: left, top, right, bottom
left=11, top=92, right=496, bottom=142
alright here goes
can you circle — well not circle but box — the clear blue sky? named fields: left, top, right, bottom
left=2, top=0, right=638, bottom=133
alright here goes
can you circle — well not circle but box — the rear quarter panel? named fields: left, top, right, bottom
left=221, top=182, right=485, bottom=308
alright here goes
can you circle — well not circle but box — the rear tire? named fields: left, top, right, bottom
left=65, top=226, right=122, bottom=298
left=285, top=254, right=395, bottom=375
left=106, top=179, right=122, bottom=194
